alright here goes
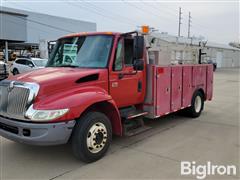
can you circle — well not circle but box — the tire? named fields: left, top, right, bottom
left=185, top=90, right=204, bottom=118
left=213, top=64, right=216, bottom=71
left=71, top=111, right=112, bottom=163
left=13, top=68, right=19, bottom=75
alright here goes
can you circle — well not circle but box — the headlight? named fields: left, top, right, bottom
left=25, top=105, right=69, bottom=121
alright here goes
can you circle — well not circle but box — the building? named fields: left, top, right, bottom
left=147, top=32, right=240, bottom=68
left=201, top=42, right=240, bottom=68
left=0, top=6, right=96, bottom=60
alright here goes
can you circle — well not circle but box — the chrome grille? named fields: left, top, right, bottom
left=0, top=86, right=8, bottom=113
left=0, top=81, right=31, bottom=119
left=7, top=87, right=30, bottom=115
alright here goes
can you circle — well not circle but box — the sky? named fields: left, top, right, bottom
left=1, top=0, right=239, bottom=44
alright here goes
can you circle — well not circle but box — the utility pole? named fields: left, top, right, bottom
left=188, top=12, right=192, bottom=38
left=5, top=41, right=8, bottom=63
left=178, top=7, right=182, bottom=37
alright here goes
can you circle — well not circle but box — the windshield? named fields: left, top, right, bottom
left=33, top=59, right=48, bottom=67
left=47, top=35, right=113, bottom=68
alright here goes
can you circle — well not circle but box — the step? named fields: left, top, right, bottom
left=120, top=107, right=148, bottom=120
left=123, top=118, right=152, bottom=136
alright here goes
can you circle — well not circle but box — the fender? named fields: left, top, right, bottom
left=33, top=86, right=122, bottom=135
left=193, top=86, right=206, bottom=100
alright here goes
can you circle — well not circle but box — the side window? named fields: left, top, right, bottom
left=124, top=38, right=134, bottom=65
left=15, top=59, right=21, bottom=64
left=113, top=40, right=123, bottom=71
left=22, top=60, right=27, bottom=65
left=25, top=60, right=34, bottom=67
left=16, top=59, right=25, bottom=65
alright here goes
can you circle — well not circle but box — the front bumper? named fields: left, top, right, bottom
left=0, top=116, right=75, bottom=146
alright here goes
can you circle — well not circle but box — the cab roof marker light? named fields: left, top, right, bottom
left=141, top=25, right=150, bottom=34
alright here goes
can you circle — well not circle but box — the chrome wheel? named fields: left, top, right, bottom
left=194, top=95, right=202, bottom=113
left=86, top=122, right=107, bottom=154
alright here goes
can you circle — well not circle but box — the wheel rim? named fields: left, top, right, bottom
left=86, top=122, right=107, bottom=154
left=194, top=95, right=202, bottom=113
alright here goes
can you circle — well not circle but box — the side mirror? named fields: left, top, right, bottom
left=133, top=59, right=144, bottom=71
left=134, top=36, right=144, bottom=59
left=29, top=63, right=34, bottom=68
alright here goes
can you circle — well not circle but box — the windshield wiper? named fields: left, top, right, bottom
left=57, top=65, right=79, bottom=68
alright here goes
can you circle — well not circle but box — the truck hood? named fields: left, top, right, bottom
left=8, top=67, right=108, bottom=97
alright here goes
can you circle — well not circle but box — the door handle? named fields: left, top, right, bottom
left=138, top=80, right=142, bottom=92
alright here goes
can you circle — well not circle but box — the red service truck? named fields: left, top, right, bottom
left=0, top=29, right=213, bottom=162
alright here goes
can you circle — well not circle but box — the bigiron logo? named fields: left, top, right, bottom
left=181, top=161, right=237, bottom=179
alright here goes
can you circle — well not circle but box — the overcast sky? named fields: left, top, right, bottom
left=1, top=0, right=239, bottom=44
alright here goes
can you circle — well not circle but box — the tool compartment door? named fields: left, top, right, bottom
left=156, top=66, right=171, bottom=116
left=206, top=65, right=213, bottom=100
left=192, top=65, right=207, bottom=91
left=182, top=66, right=192, bottom=107
left=171, top=66, right=183, bottom=111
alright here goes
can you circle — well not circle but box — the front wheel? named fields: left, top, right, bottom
left=186, top=91, right=204, bottom=118
left=71, top=111, right=112, bottom=163
left=12, top=68, right=19, bottom=75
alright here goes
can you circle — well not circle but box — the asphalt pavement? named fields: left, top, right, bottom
left=0, top=68, right=239, bottom=180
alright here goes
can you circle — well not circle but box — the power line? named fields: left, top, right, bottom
left=139, top=0, right=177, bottom=22
left=191, top=25, right=222, bottom=40
left=144, top=0, right=178, bottom=18
left=23, top=17, right=74, bottom=33
left=5, top=10, right=74, bottom=33
left=123, top=0, right=174, bottom=23
left=4, top=2, right=219, bottom=41
left=79, top=0, right=138, bottom=26
left=66, top=1, right=136, bottom=27
left=6, top=16, right=62, bottom=35
left=5, top=2, right=90, bottom=28
left=150, top=3, right=218, bottom=37
left=121, top=0, right=170, bottom=32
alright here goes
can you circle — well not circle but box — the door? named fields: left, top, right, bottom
left=171, top=66, right=183, bottom=111
left=15, top=59, right=27, bottom=73
left=182, top=66, right=192, bottom=107
left=109, top=37, right=145, bottom=108
left=156, top=66, right=171, bottom=116
left=24, top=60, right=35, bottom=72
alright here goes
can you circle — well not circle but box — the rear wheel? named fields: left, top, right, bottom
left=71, top=111, right=112, bottom=163
left=213, top=64, right=216, bottom=71
left=186, top=91, right=204, bottom=118
left=12, top=68, right=19, bottom=75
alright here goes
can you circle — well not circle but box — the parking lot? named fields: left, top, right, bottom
left=0, top=68, right=239, bottom=180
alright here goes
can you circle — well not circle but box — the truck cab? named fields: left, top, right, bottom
left=0, top=30, right=213, bottom=163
